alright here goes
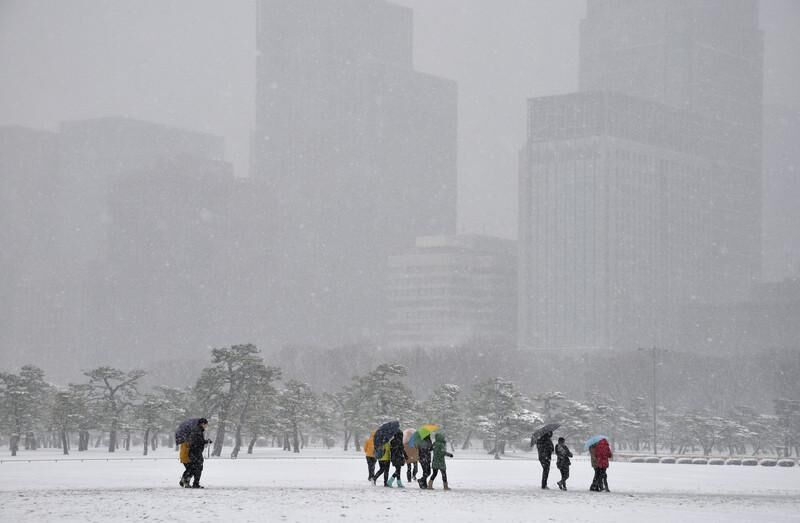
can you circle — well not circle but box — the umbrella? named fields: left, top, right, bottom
left=175, top=418, right=201, bottom=446
left=530, top=423, right=561, bottom=447
left=409, top=424, right=440, bottom=448
left=373, top=420, right=400, bottom=459
left=584, top=434, right=609, bottom=450
left=402, top=428, right=416, bottom=445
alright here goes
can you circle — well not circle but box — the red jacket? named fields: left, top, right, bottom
left=594, top=439, right=612, bottom=468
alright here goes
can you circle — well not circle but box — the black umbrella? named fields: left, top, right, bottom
left=373, top=420, right=400, bottom=458
left=175, top=418, right=201, bottom=446
left=530, top=423, right=561, bottom=447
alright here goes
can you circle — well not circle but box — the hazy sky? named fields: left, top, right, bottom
left=1, top=0, right=798, bottom=239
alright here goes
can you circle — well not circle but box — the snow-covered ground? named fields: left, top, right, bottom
left=1, top=448, right=798, bottom=522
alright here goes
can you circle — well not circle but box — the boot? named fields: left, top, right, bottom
left=443, top=481, right=450, bottom=491
left=418, top=478, right=427, bottom=489
left=396, top=478, right=404, bottom=488
left=386, top=476, right=395, bottom=487
left=427, top=479, right=434, bottom=489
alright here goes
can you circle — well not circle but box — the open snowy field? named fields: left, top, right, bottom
left=1, top=448, right=799, bottom=522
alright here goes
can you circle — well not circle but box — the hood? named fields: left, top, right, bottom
left=434, top=433, right=445, bottom=443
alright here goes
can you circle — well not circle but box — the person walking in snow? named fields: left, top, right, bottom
left=373, top=441, right=391, bottom=486
left=417, top=434, right=433, bottom=489
left=180, top=418, right=210, bottom=488
left=555, top=437, right=573, bottom=490
left=387, top=431, right=407, bottom=487
left=536, top=431, right=554, bottom=489
left=364, top=431, right=377, bottom=482
left=428, top=433, right=453, bottom=490
left=589, top=443, right=600, bottom=491
left=593, top=438, right=612, bottom=492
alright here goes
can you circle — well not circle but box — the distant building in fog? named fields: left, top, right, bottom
left=519, top=0, right=763, bottom=350
left=0, top=126, right=59, bottom=366
left=680, top=278, right=800, bottom=353
left=386, top=235, right=516, bottom=349
left=579, top=0, right=763, bottom=304
left=519, top=92, right=712, bottom=350
left=762, top=105, right=800, bottom=281
left=252, top=0, right=457, bottom=346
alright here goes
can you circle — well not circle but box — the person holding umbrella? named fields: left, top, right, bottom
left=584, top=435, right=609, bottom=492
left=594, top=437, right=613, bottom=492
left=535, top=431, right=555, bottom=489
left=179, top=418, right=211, bottom=488
left=372, top=421, right=399, bottom=486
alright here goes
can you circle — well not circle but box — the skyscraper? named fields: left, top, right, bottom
left=519, top=1, right=763, bottom=350
left=579, top=0, right=763, bottom=302
left=252, top=0, right=457, bottom=345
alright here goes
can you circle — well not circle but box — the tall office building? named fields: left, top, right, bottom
left=519, top=1, right=763, bottom=350
left=252, top=0, right=457, bottom=345
left=579, top=0, right=763, bottom=302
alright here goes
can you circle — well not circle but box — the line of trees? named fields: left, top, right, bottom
left=2, top=344, right=799, bottom=458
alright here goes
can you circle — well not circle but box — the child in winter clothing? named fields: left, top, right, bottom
left=373, top=442, right=391, bottom=486
left=555, top=437, right=573, bottom=490
left=428, top=433, right=453, bottom=490
left=417, top=435, right=433, bottom=489
left=388, top=431, right=407, bottom=488
left=364, top=432, right=376, bottom=482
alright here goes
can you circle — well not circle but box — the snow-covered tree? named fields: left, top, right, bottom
left=84, top=367, right=146, bottom=453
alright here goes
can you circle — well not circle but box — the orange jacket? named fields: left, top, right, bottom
left=178, top=442, right=190, bottom=464
left=364, top=431, right=375, bottom=457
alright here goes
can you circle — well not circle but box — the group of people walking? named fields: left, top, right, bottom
left=364, top=430, right=453, bottom=490
left=534, top=431, right=612, bottom=492
left=176, top=419, right=611, bottom=493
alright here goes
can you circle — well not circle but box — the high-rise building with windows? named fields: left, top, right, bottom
left=519, top=1, right=762, bottom=350
left=252, top=0, right=457, bottom=345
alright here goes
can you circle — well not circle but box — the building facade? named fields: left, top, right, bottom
left=519, top=92, right=713, bottom=349
left=386, top=235, right=517, bottom=349
left=579, top=0, right=763, bottom=303
left=252, top=0, right=457, bottom=345
left=519, top=1, right=763, bottom=350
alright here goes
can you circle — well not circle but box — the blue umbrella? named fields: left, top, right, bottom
left=373, top=420, right=400, bottom=459
left=584, top=434, right=609, bottom=450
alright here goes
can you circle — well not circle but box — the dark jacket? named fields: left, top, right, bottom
left=555, top=442, right=573, bottom=468
left=417, top=436, right=433, bottom=466
left=389, top=432, right=407, bottom=467
left=432, top=433, right=453, bottom=470
left=187, top=424, right=206, bottom=463
left=536, top=435, right=554, bottom=463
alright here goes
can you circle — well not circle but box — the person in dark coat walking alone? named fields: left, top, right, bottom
left=388, top=431, right=407, bottom=488
left=180, top=418, right=210, bottom=488
left=417, top=435, right=433, bottom=489
left=536, top=431, right=554, bottom=489
left=555, top=437, right=573, bottom=490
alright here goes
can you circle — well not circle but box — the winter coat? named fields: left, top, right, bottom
left=417, top=436, right=433, bottom=466
left=390, top=433, right=407, bottom=467
left=378, top=442, right=391, bottom=462
left=187, top=424, right=206, bottom=464
left=555, top=442, right=572, bottom=468
left=594, top=439, right=612, bottom=469
left=364, top=432, right=375, bottom=458
left=432, top=433, right=453, bottom=470
left=536, top=435, right=554, bottom=463
left=402, top=429, right=419, bottom=464
left=589, top=445, right=597, bottom=468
